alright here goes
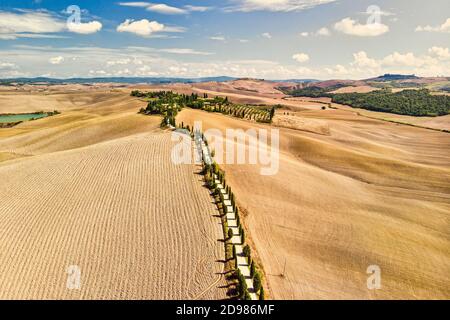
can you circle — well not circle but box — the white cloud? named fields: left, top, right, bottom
left=209, top=36, right=226, bottom=41
left=428, top=46, right=450, bottom=60
left=292, top=53, right=310, bottom=63
left=146, top=4, right=188, bottom=15
left=118, top=2, right=211, bottom=14
left=117, top=2, right=150, bottom=8
left=382, top=52, right=424, bottom=67
left=0, top=10, right=102, bottom=39
left=89, top=69, right=108, bottom=75
left=345, top=49, right=450, bottom=78
left=262, top=32, right=272, bottom=39
left=316, top=27, right=330, bottom=36
left=106, top=58, right=132, bottom=66
left=158, top=48, right=214, bottom=55
left=49, top=56, right=64, bottom=65
left=299, top=32, right=309, bottom=37
left=239, top=39, right=249, bottom=43
left=116, top=19, right=165, bottom=36
left=0, top=62, right=16, bottom=69
left=67, top=21, right=102, bottom=34
left=0, top=33, right=67, bottom=40
left=416, top=18, right=450, bottom=33
left=227, top=0, right=337, bottom=12
left=325, top=64, right=349, bottom=76
left=0, top=11, right=65, bottom=34
left=2, top=45, right=449, bottom=80
left=351, top=51, right=379, bottom=69
left=184, top=5, right=212, bottom=12
left=335, top=17, right=389, bottom=37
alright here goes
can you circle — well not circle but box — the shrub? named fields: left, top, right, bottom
left=243, top=245, right=251, bottom=258
left=236, top=269, right=247, bottom=299
left=253, top=272, right=262, bottom=293
left=228, top=228, right=234, bottom=240
left=259, top=287, right=265, bottom=300
left=250, top=260, right=256, bottom=278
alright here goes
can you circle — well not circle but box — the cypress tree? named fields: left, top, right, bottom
left=259, top=287, right=265, bottom=300
left=253, top=272, right=262, bottom=293
left=243, top=244, right=251, bottom=258
left=228, top=228, right=233, bottom=241
left=250, top=260, right=256, bottom=278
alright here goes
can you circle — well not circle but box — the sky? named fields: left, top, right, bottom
left=0, top=0, right=449, bottom=80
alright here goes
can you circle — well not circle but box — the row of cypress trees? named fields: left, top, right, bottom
left=197, top=132, right=265, bottom=301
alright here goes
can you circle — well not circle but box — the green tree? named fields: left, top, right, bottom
left=253, top=272, right=262, bottom=293
left=259, top=287, right=265, bottom=300
left=228, top=228, right=234, bottom=241
left=236, top=269, right=247, bottom=299
left=243, top=244, right=251, bottom=258
left=250, top=260, right=256, bottom=278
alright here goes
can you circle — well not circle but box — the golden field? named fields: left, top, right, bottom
left=0, top=89, right=226, bottom=299
left=0, top=82, right=449, bottom=300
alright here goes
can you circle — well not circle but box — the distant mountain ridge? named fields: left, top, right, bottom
left=0, top=74, right=448, bottom=87
left=0, top=76, right=238, bottom=85
left=367, top=74, right=420, bottom=82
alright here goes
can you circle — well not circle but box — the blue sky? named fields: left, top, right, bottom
left=0, top=0, right=449, bottom=79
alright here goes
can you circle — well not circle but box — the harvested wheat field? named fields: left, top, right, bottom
left=0, top=90, right=226, bottom=299
left=177, top=107, right=450, bottom=300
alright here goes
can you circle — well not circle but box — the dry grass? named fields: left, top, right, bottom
left=0, top=90, right=227, bottom=299
left=177, top=107, right=450, bottom=300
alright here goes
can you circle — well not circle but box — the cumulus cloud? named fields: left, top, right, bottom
left=316, top=27, right=330, bottom=36
left=227, top=0, right=337, bottom=12
left=428, top=46, right=450, bottom=60
left=351, top=51, right=379, bottom=69
left=382, top=52, right=424, bottom=67
left=49, top=56, right=64, bottom=64
left=0, top=62, right=16, bottom=69
left=325, top=64, right=349, bottom=76
left=346, top=49, right=450, bottom=77
left=292, top=53, right=310, bottom=63
left=262, top=32, right=272, bottom=39
left=116, top=19, right=165, bottom=36
left=299, top=32, right=309, bottom=37
left=2, top=44, right=449, bottom=80
left=416, top=18, right=450, bottom=33
left=334, top=17, right=389, bottom=37
left=67, top=21, right=102, bottom=34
